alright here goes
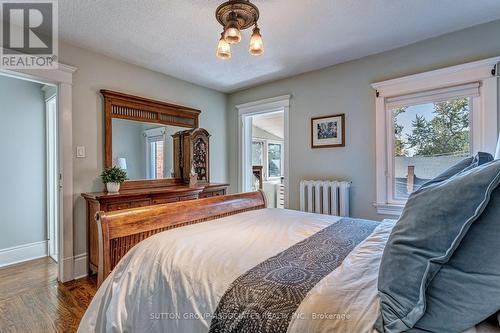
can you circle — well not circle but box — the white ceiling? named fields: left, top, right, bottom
left=253, top=112, right=284, bottom=139
left=58, top=0, right=500, bottom=93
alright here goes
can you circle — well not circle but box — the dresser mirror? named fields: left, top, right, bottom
left=102, top=90, right=201, bottom=188
left=112, top=118, right=187, bottom=180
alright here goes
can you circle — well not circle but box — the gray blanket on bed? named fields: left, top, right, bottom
left=209, top=218, right=379, bottom=333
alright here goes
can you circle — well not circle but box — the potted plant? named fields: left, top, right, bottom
left=101, top=166, right=128, bottom=193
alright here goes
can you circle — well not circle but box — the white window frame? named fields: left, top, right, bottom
left=266, top=140, right=284, bottom=180
left=372, top=57, right=499, bottom=216
left=144, top=127, right=166, bottom=179
left=252, top=138, right=284, bottom=180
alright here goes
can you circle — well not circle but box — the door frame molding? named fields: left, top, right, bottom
left=0, top=63, right=77, bottom=282
left=45, top=94, right=58, bottom=262
left=236, top=95, right=291, bottom=208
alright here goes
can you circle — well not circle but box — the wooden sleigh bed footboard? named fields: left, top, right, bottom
left=95, top=191, right=267, bottom=286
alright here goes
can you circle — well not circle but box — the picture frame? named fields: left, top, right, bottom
left=311, top=113, right=345, bottom=148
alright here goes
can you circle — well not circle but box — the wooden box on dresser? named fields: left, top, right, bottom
left=82, top=182, right=228, bottom=274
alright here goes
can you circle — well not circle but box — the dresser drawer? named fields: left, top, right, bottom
left=212, top=190, right=225, bottom=196
left=152, top=197, right=179, bottom=205
left=130, top=199, right=152, bottom=208
left=200, top=189, right=226, bottom=198
left=107, top=202, right=131, bottom=211
left=179, top=194, right=198, bottom=201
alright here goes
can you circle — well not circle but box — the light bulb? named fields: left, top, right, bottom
left=248, top=25, right=264, bottom=56
left=223, top=12, right=241, bottom=44
left=216, top=33, right=231, bottom=60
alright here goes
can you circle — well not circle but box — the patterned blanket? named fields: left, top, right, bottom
left=209, top=218, right=379, bottom=333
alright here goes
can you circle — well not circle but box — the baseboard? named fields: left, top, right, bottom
left=0, top=241, right=48, bottom=268
left=61, top=256, right=75, bottom=283
left=73, top=253, right=88, bottom=280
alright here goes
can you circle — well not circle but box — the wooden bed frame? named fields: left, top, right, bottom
left=95, top=191, right=267, bottom=286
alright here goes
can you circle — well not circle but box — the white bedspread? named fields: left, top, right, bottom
left=78, top=208, right=498, bottom=333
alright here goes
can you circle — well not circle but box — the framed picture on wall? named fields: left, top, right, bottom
left=311, top=113, right=345, bottom=148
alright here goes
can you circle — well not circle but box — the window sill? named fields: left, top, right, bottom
left=373, top=202, right=405, bottom=216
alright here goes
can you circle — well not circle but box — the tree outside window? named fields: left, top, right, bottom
left=268, top=143, right=282, bottom=178
left=393, top=97, right=470, bottom=199
left=252, top=141, right=264, bottom=166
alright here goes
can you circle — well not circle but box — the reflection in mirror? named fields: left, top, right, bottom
left=112, top=118, right=187, bottom=180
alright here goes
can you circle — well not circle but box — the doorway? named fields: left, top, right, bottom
left=0, top=74, right=59, bottom=268
left=236, top=95, right=290, bottom=208
left=0, top=64, right=75, bottom=282
left=251, top=112, right=285, bottom=208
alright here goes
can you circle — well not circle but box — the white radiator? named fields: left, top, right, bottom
left=299, top=180, right=351, bottom=217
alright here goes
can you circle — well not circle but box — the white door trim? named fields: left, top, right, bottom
left=236, top=95, right=291, bottom=208
left=46, top=95, right=58, bottom=262
left=0, top=63, right=77, bottom=282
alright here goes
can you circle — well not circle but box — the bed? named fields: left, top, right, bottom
left=79, top=191, right=500, bottom=333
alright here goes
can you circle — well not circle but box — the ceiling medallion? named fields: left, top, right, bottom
left=215, top=0, right=264, bottom=60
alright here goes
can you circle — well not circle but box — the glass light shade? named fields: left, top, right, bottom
left=248, top=26, right=264, bottom=56
left=223, top=12, right=241, bottom=45
left=216, top=35, right=231, bottom=60
left=224, top=24, right=241, bottom=44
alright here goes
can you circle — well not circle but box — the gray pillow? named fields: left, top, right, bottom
left=410, top=176, right=500, bottom=332
left=419, top=152, right=493, bottom=190
left=376, top=160, right=500, bottom=333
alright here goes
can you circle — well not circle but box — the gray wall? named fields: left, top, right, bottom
left=0, top=76, right=46, bottom=249
left=59, top=42, right=228, bottom=257
left=227, top=19, right=500, bottom=221
left=112, top=118, right=147, bottom=179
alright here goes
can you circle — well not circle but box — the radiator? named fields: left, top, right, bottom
left=276, top=184, right=285, bottom=209
left=299, top=180, right=351, bottom=217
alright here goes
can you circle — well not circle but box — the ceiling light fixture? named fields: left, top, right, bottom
left=215, top=0, right=264, bottom=59
left=216, top=32, right=232, bottom=60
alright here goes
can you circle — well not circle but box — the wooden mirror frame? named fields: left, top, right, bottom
left=102, top=90, right=201, bottom=190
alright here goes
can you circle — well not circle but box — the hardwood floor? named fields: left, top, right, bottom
left=0, top=257, right=97, bottom=333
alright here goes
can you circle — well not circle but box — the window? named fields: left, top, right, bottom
left=252, top=141, right=264, bottom=166
left=392, top=97, right=471, bottom=200
left=268, top=143, right=282, bottom=178
left=147, top=135, right=165, bottom=179
left=251, top=139, right=284, bottom=180
left=144, top=126, right=166, bottom=180
left=373, top=58, right=499, bottom=215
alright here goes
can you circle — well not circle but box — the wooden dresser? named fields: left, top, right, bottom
left=82, top=183, right=228, bottom=274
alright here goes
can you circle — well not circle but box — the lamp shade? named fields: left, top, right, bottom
left=118, top=157, right=127, bottom=170
left=495, top=134, right=500, bottom=160
left=223, top=12, right=241, bottom=44
left=216, top=33, right=231, bottom=60
left=248, top=26, right=264, bottom=56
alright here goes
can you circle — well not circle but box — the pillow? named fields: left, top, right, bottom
left=410, top=176, right=500, bottom=332
left=458, top=152, right=494, bottom=174
left=376, top=160, right=500, bottom=333
left=419, top=152, right=493, bottom=190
